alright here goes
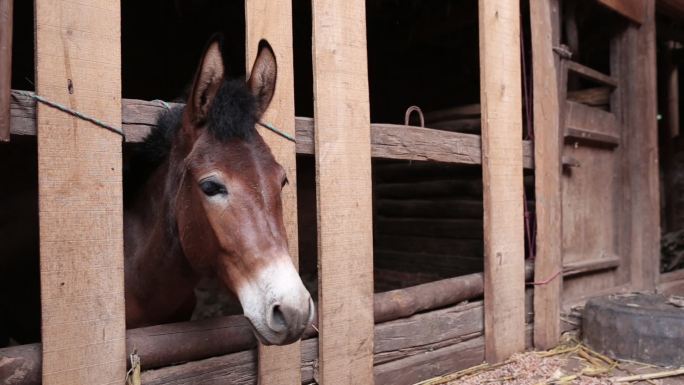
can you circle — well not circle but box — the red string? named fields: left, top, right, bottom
left=528, top=270, right=562, bottom=286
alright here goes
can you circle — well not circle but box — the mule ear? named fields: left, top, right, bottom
left=188, top=35, right=225, bottom=124
left=247, top=40, right=277, bottom=117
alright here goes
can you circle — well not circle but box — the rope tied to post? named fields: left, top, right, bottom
left=17, top=90, right=295, bottom=144
left=257, top=121, right=296, bottom=143
left=16, top=90, right=125, bottom=138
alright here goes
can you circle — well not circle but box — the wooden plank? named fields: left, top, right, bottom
left=311, top=0, right=375, bottom=383
left=566, top=60, right=619, bottom=88
left=530, top=0, right=563, bottom=351
left=0, top=0, right=12, bottom=141
left=137, top=299, right=536, bottom=385
left=565, top=100, right=619, bottom=137
left=565, top=127, right=620, bottom=147
left=597, top=0, right=645, bottom=24
left=626, top=2, right=660, bottom=290
left=613, top=1, right=660, bottom=292
left=10, top=93, right=535, bottom=168
left=244, top=1, right=301, bottom=383
left=665, top=42, right=680, bottom=138
left=562, top=255, right=621, bottom=277
left=34, top=0, right=126, bottom=384
left=478, top=0, right=526, bottom=362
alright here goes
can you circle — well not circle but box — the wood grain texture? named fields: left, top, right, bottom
left=311, top=0, right=375, bottom=383
left=619, top=1, right=660, bottom=291
left=245, top=1, right=302, bottom=383
left=34, top=0, right=126, bottom=384
left=597, top=0, right=645, bottom=24
left=565, top=100, right=619, bottom=141
left=10, top=93, right=535, bottom=168
left=0, top=0, right=12, bottom=141
left=478, top=0, right=526, bottom=363
left=530, top=0, right=563, bottom=350
left=565, top=60, right=618, bottom=87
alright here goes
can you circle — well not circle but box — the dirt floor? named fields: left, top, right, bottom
left=417, top=333, right=684, bottom=385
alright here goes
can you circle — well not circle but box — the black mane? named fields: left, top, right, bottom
left=145, top=79, right=257, bottom=162
left=124, top=79, right=257, bottom=206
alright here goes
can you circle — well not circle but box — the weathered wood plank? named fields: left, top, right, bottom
left=245, top=1, right=302, bottom=383
left=35, top=0, right=126, bottom=384
left=597, top=0, right=645, bottom=24
left=137, top=299, right=536, bottom=385
left=479, top=0, right=526, bottom=362
left=311, top=0, right=375, bottom=383
left=0, top=0, right=12, bottom=141
left=621, top=1, right=660, bottom=290
left=530, top=0, right=563, bottom=350
left=10, top=93, right=535, bottom=168
left=566, top=60, right=618, bottom=88
left=137, top=300, right=522, bottom=385
left=565, top=127, right=620, bottom=148
left=565, top=100, right=619, bottom=139
left=562, top=255, right=621, bottom=278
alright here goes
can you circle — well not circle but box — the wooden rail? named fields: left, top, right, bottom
left=245, top=1, right=301, bottom=383
left=35, top=1, right=126, bottom=384
left=0, top=265, right=536, bottom=385
left=566, top=60, right=619, bottom=88
left=0, top=0, right=12, bottom=141
left=530, top=0, right=563, bottom=350
left=9, top=91, right=535, bottom=169
left=479, top=0, right=526, bottom=363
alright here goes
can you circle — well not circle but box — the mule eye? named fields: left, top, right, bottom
left=199, top=180, right=228, bottom=196
left=281, top=176, right=289, bottom=188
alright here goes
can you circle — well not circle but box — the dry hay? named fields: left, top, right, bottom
left=417, top=334, right=684, bottom=385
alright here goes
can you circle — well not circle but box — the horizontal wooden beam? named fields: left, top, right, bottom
left=562, top=255, right=621, bottom=278
left=566, top=60, right=619, bottom=88
left=0, top=264, right=538, bottom=384
left=140, top=301, right=535, bottom=385
left=597, top=0, right=645, bottom=24
left=9, top=91, right=534, bottom=168
left=565, top=127, right=620, bottom=147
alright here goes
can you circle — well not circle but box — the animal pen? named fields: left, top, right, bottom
left=0, top=0, right=681, bottom=384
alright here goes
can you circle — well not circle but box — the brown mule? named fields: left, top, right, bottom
left=124, top=36, right=314, bottom=345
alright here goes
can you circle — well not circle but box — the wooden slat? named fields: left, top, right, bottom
left=530, top=0, right=563, bottom=350
left=10, top=93, right=536, bottom=168
left=311, top=0, right=375, bottom=383
left=245, top=1, right=301, bottom=383
left=619, top=1, right=660, bottom=291
left=34, top=0, right=126, bottom=384
left=137, top=300, right=535, bottom=385
left=562, top=255, right=621, bottom=278
left=597, top=0, right=645, bottom=24
left=565, top=127, right=620, bottom=147
left=478, top=0, right=526, bottom=363
left=566, top=60, right=618, bottom=88
left=565, top=100, right=619, bottom=138
left=0, top=0, right=12, bottom=141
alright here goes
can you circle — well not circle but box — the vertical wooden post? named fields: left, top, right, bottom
left=0, top=0, right=13, bottom=141
left=35, top=1, right=126, bottom=384
left=245, top=1, right=301, bottom=383
left=478, top=0, right=526, bottom=363
left=619, top=2, right=660, bottom=291
left=530, top=0, right=563, bottom=350
left=312, top=1, right=375, bottom=383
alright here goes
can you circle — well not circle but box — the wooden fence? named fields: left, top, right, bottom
left=0, top=0, right=671, bottom=384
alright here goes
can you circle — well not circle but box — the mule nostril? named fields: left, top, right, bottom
left=268, top=303, right=288, bottom=333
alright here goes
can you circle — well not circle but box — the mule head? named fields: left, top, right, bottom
left=174, top=36, right=314, bottom=345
